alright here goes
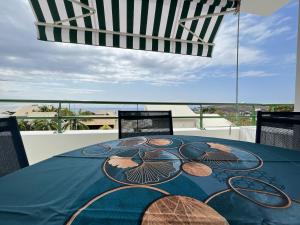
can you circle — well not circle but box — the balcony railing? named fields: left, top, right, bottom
left=0, top=99, right=294, bottom=133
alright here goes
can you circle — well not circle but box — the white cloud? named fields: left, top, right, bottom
left=0, top=0, right=296, bottom=100
left=197, top=70, right=275, bottom=79
left=239, top=71, right=275, bottom=78
left=283, top=53, right=297, bottom=64
left=238, top=14, right=291, bottom=44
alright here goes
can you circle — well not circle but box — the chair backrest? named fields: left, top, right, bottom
left=118, top=111, right=173, bottom=139
left=256, top=111, right=300, bottom=150
left=0, top=117, right=29, bottom=177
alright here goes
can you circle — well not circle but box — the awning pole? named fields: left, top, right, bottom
left=235, top=11, right=240, bottom=124
left=54, top=0, right=96, bottom=25
left=179, top=9, right=238, bottom=23
left=295, top=2, right=300, bottom=111
left=35, top=22, right=215, bottom=46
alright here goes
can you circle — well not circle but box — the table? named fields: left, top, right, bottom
left=1, top=135, right=300, bottom=225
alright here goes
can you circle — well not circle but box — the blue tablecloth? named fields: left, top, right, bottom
left=1, top=135, right=300, bottom=225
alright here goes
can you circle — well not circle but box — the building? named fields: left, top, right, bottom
left=201, top=114, right=233, bottom=128
left=13, top=105, right=57, bottom=118
left=27, top=112, right=57, bottom=118
left=144, top=105, right=233, bottom=129
left=13, top=105, right=39, bottom=117
left=81, top=110, right=117, bottom=130
left=144, top=105, right=198, bottom=128
left=81, top=119, right=116, bottom=130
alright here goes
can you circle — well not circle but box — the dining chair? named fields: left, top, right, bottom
left=0, top=117, right=29, bottom=177
left=118, top=111, right=173, bottom=139
left=256, top=111, right=300, bottom=150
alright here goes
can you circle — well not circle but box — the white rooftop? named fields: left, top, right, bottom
left=144, top=105, right=233, bottom=128
left=144, top=105, right=197, bottom=117
left=202, top=114, right=233, bottom=128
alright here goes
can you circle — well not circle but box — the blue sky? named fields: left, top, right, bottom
left=0, top=0, right=299, bottom=103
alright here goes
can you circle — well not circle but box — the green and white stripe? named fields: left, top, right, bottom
left=29, top=0, right=238, bottom=57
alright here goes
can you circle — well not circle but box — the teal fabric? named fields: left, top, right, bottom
left=0, top=135, right=300, bottom=225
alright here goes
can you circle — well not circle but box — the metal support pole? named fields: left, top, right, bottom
left=251, top=105, right=256, bottom=125
left=57, top=102, right=62, bottom=133
left=235, top=11, right=241, bottom=125
left=295, top=1, right=300, bottom=111
left=199, top=105, right=203, bottom=129
left=136, top=104, right=139, bottom=133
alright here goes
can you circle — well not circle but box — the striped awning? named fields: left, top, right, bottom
left=29, top=0, right=239, bottom=57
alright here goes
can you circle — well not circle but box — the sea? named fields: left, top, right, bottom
left=0, top=103, right=144, bottom=114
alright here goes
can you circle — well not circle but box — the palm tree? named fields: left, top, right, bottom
left=78, top=109, right=95, bottom=121
left=62, top=119, right=89, bottom=130
left=30, top=119, right=58, bottom=131
left=18, top=120, right=31, bottom=131
left=29, top=107, right=93, bottom=131
left=60, top=108, right=75, bottom=116
left=61, top=109, right=93, bottom=131
left=38, top=105, right=57, bottom=112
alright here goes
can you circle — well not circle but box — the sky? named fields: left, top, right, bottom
left=0, top=0, right=299, bottom=104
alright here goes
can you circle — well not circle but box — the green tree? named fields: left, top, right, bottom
left=18, top=120, right=31, bottom=131
left=62, top=119, right=89, bottom=130
left=78, top=109, right=95, bottom=122
left=60, top=108, right=75, bottom=116
left=78, top=109, right=94, bottom=116
left=30, top=119, right=58, bottom=131
left=100, top=124, right=112, bottom=130
left=28, top=107, right=96, bottom=131
left=202, top=107, right=217, bottom=114
left=60, top=108, right=91, bottom=130
left=269, top=105, right=294, bottom=112
left=38, top=105, right=57, bottom=112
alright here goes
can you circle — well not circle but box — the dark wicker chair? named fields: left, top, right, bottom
left=256, top=111, right=300, bottom=150
left=118, top=111, right=173, bottom=139
left=0, top=117, right=29, bottom=177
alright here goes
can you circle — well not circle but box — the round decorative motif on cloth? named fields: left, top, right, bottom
left=207, top=143, right=231, bottom=153
left=66, top=185, right=169, bottom=225
left=146, top=137, right=183, bottom=149
left=147, top=138, right=172, bottom=146
left=107, top=156, right=139, bottom=169
left=205, top=189, right=300, bottom=224
left=104, top=148, right=182, bottom=185
left=179, top=142, right=263, bottom=171
left=117, top=137, right=147, bottom=147
left=228, top=176, right=291, bottom=208
left=182, top=162, right=212, bottom=177
left=141, top=195, right=229, bottom=225
left=81, top=143, right=112, bottom=157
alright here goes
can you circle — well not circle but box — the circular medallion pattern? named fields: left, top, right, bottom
left=205, top=189, right=300, bottom=225
left=117, top=137, right=147, bottom=147
left=207, top=143, right=232, bottom=153
left=228, top=176, right=291, bottom=208
left=142, top=195, right=229, bottom=225
left=107, top=156, right=139, bottom=169
left=104, top=148, right=181, bottom=185
left=182, top=162, right=212, bottom=177
left=66, top=185, right=169, bottom=225
left=81, top=143, right=112, bottom=157
left=146, top=137, right=183, bottom=149
left=179, top=142, right=263, bottom=171
left=147, top=138, right=172, bottom=146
